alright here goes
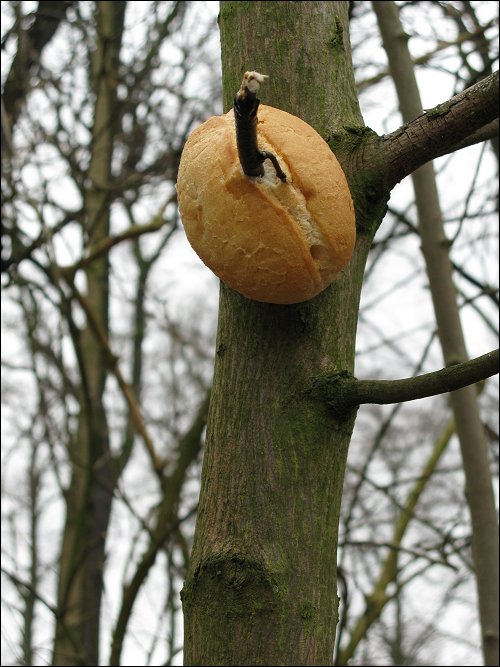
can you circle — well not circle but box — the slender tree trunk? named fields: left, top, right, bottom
left=53, top=3, right=126, bottom=664
left=182, top=3, right=375, bottom=665
left=372, top=3, right=499, bottom=665
left=22, top=443, right=40, bottom=667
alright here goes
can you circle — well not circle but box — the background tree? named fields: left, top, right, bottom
left=337, top=3, right=499, bottom=664
left=1, top=1, right=498, bottom=666
left=2, top=2, right=219, bottom=665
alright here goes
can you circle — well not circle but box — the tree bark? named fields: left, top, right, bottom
left=372, top=3, right=499, bottom=665
left=182, top=3, right=369, bottom=665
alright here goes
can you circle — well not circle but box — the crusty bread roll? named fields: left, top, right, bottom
left=176, top=104, right=356, bottom=304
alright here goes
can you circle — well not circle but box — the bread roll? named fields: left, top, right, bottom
left=176, top=104, right=356, bottom=304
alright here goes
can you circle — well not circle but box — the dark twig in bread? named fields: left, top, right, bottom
left=234, top=71, right=287, bottom=182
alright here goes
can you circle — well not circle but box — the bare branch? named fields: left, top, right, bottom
left=363, top=71, right=499, bottom=190
left=433, top=118, right=499, bottom=159
left=109, top=394, right=209, bottom=666
left=357, top=19, right=498, bottom=93
left=1, top=567, right=86, bottom=662
left=2, top=1, right=76, bottom=159
left=311, top=349, right=499, bottom=416
left=59, top=198, right=174, bottom=280
left=69, top=284, right=164, bottom=475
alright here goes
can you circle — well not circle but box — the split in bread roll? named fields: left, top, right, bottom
left=176, top=74, right=356, bottom=305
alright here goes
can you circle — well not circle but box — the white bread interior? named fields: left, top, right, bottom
left=176, top=104, right=356, bottom=304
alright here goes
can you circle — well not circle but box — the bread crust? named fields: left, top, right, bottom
left=176, top=104, right=356, bottom=304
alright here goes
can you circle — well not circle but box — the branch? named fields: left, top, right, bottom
left=341, top=540, right=458, bottom=570
left=311, top=349, right=499, bottom=416
left=356, top=19, right=498, bottom=93
left=2, top=2, right=75, bottom=143
left=433, top=118, right=499, bottom=159
left=109, top=393, right=209, bottom=666
left=59, top=200, right=173, bottom=281
left=70, top=284, right=164, bottom=475
left=233, top=71, right=287, bottom=181
left=337, top=415, right=457, bottom=665
left=1, top=567, right=85, bottom=663
left=365, top=70, right=499, bottom=190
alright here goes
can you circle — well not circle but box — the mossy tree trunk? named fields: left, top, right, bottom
left=181, top=3, right=383, bottom=665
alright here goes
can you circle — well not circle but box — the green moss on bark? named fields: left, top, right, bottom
left=182, top=3, right=378, bottom=665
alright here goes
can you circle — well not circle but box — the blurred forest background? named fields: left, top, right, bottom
left=1, top=1, right=498, bottom=665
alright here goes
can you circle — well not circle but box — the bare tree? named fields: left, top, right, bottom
left=2, top=2, right=218, bottom=665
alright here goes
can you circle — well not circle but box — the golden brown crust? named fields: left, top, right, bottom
left=176, top=104, right=356, bottom=304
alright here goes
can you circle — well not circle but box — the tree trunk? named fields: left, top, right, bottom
left=181, top=3, right=375, bottom=665
left=52, top=3, right=126, bottom=664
